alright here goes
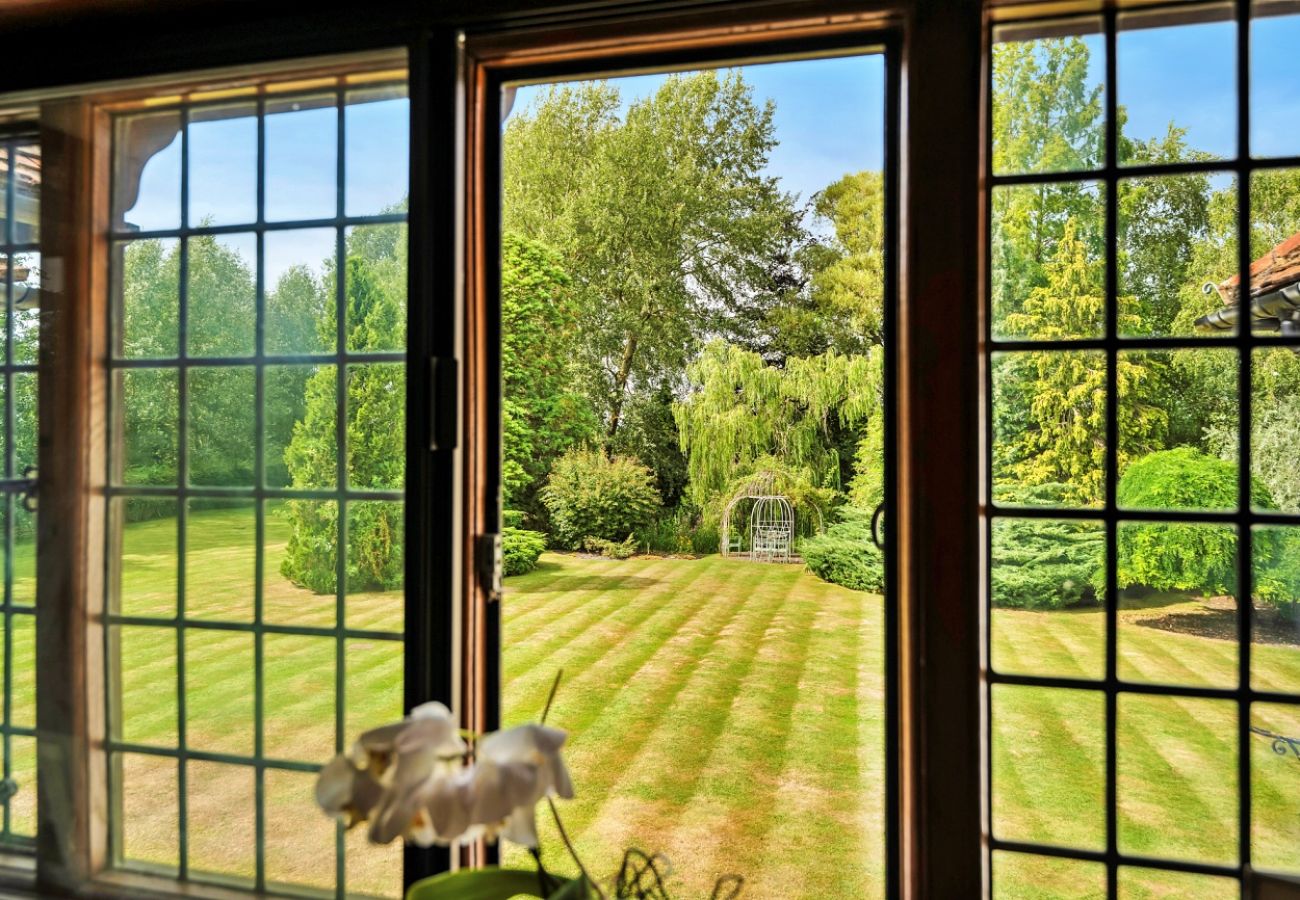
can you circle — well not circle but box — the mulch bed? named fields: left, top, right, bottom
left=1132, top=596, right=1300, bottom=647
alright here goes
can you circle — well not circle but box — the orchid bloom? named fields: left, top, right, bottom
left=315, top=703, right=574, bottom=850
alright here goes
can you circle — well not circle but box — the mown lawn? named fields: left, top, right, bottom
left=2, top=509, right=1297, bottom=898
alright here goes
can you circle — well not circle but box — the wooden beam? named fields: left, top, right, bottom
left=897, top=0, right=985, bottom=895
left=34, top=98, right=111, bottom=892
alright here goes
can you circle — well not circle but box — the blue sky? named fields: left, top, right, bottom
left=508, top=53, right=886, bottom=208
left=119, top=14, right=1300, bottom=288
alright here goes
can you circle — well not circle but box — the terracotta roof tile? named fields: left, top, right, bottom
left=1217, top=229, right=1300, bottom=305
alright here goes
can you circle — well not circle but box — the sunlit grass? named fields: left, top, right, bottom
left=2, top=509, right=1297, bottom=897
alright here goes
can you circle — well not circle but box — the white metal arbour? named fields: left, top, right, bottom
left=720, top=470, right=796, bottom=563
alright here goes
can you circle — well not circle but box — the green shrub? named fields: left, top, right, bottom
left=503, top=527, right=546, bottom=576
left=280, top=500, right=403, bottom=594
left=1256, top=529, right=1300, bottom=622
left=582, top=535, right=637, bottom=560
left=690, top=524, right=719, bottom=555
left=503, top=509, right=526, bottom=529
left=803, top=507, right=884, bottom=593
left=540, top=449, right=661, bottom=550
left=1116, top=448, right=1272, bottom=596
left=992, top=517, right=1104, bottom=609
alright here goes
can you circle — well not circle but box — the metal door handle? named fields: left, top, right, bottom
left=871, top=504, right=885, bottom=550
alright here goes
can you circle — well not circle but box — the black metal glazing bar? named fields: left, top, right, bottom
left=102, top=614, right=401, bottom=642
left=332, top=83, right=348, bottom=900
left=108, top=351, right=404, bottom=368
left=989, top=670, right=1300, bottom=706
left=104, top=741, right=325, bottom=775
left=108, top=212, right=406, bottom=243
left=253, top=90, right=268, bottom=895
left=105, top=485, right=402, bottom=502
left=990, top=836, right=1242, bottom=879
left=982, top=19, right=998, bottom=894
left=992, top=150, right=1300, bottom=187
left=2, top=138, right=14, bottom=841
left=176, top=104, right=191, bottom=882
left=1102, top=9, right=1120, bottom=896
left=1233, top=0, right=1252, bottom=885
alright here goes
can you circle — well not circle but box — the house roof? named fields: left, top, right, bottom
left=1213, top=230, right=1300, bottom=306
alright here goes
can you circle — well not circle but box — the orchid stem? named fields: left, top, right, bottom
left=541, top=669, right=563, bottom=725
left=547, top=797, right=606, bottom=900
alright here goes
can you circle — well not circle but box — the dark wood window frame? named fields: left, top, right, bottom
left=5, top=1, right=986, bottom=897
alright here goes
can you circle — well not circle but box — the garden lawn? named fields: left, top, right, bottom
left=2, top=509, right=1297, bottom=898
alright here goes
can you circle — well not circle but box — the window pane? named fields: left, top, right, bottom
left=265, top=227, right=335, bottom=355
left=117, top=626, right=178, bottom=747
left=7, top=614, right=33, bottom=729
left=118, top=367, right=179, bottom=485
left=1116, top=349, right=1239, bottom=513
left=186, top=501, right=255, bottom=622
left=345, top=224, right=406, bottom=352
left=993, top=350, right=1107, bottom=508
left=187, top=762, right=255, bottom=882
left=117, top=752, right=179, bottom=872
left=991, top=685, right=1105, bottom=850
left=1251, top=525, right=1300, bottom=691
left=345, top=500, right=403, bottom=632
left=1251, top=703, right=1300, bottom=874
left=346, top=87, right=409, bottom=216
left=1247, top=170, right=1300, bottom=338
left=993, top=851, right=1106, bottom=900
left=1117, top=521, right=1238, bottom=689
left=266, top=499, right=336, bottom=626
left=1119, top=173, right=1238, bottom=339
left=991, top=182, right=1105, bottom=340
left=188, top=104, right=257, bottom=227
left=263, top=633, right=335, bottom=763
left=185, top=630, right=254, bottom=757
left=265, top=769, right=334, bottom=892
left=187, top=233, right=256, bottom=358
left=990, top=517, right=1105, bottom=680
left=990, top=20, right=1105, bottom=176
left=265, top=96, right=336, bottom=222
left=10, top=504, right=34, bottom=608
left=115, top=497, right=178, bottom=618
left=1117, top=7, right=1237, bottom=165
left=1251, top=1, right=1300, bottom=159
left=266, top=364, right=335, bottom=490
left=116, top=238, right=179, bottom=359
left=7, top=250, right=40, bottom=365
left=1118, top=694, right=1237, bottom=864
left=6, top=735, right=35, bottom=838
left=346, top=364, right=404, bottom=490
left=188, top=366, right=255, bottom=487
left=114, top=111, right=181, bottom=232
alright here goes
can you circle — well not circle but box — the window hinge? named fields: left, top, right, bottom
left=429, top=357, right=459, bottom=451
left=476, top=532, right=502, bottom=603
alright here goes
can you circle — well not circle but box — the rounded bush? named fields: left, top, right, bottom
left=803, top=507, right=885, bottom=593
left=540, top=449, right=661, bottom=550
left=1116, top=447, right=1273, bottom=596
left=503, top=527, right=546, bottom=576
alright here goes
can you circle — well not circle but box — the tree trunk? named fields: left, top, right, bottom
left=606, top=333, right=638, bottom=440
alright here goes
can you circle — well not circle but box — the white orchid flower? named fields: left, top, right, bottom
left=316, top=701, right=466, bottom=838
left=317, top=705, right=574, bottom=851
left=314, top=754, right=385, bottom=828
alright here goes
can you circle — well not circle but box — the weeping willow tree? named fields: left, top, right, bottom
left=674, top=339, right=881, bottom=509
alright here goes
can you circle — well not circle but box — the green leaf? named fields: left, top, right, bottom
left=405, top=867, right=547, bottom=900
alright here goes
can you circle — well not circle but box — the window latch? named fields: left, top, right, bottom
left=476, top=532, right=503, bottom=603
left=429, top=357, right=459, bottom=452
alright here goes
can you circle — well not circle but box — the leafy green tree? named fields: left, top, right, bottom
left=503, top=72, right=795, bottom=441
left=500, top=233, right=598, bottom=513
left=281, top=229, right=407, bottom=593
left=674, top=340, right=878, bottom=507
left=995, top=221, right=1165, bottom=505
